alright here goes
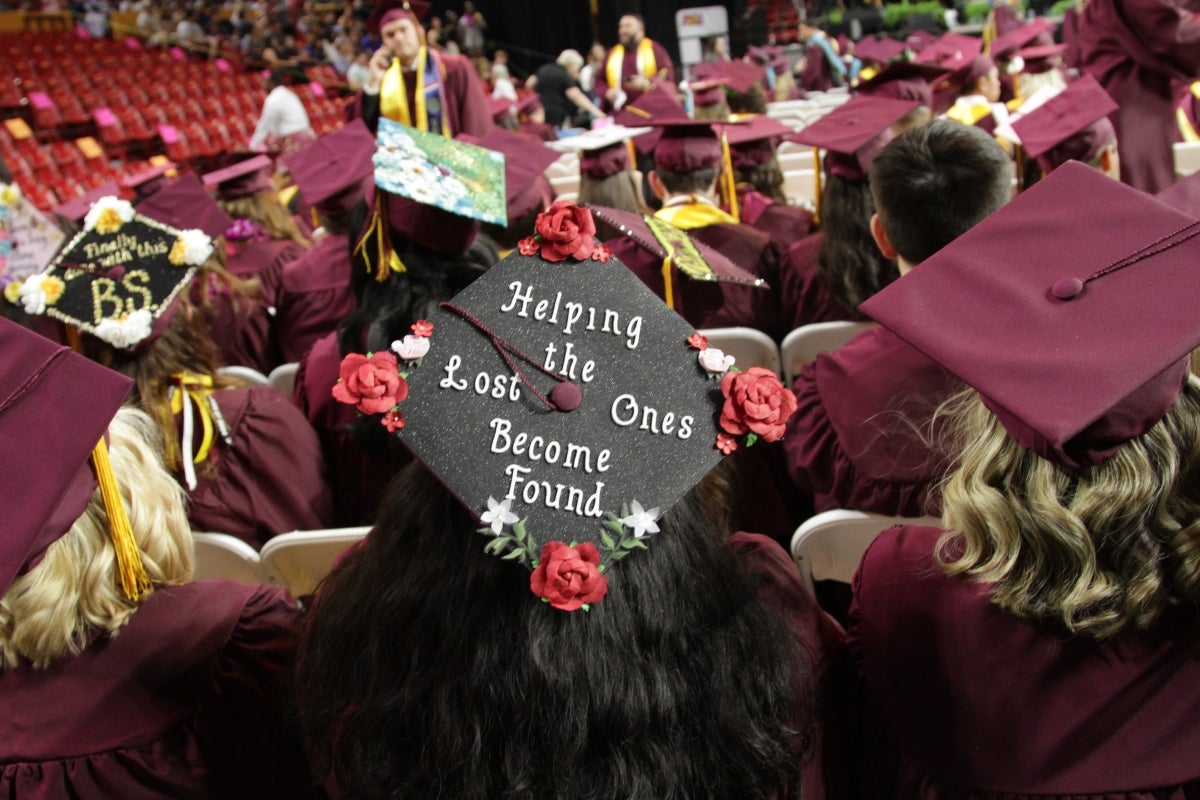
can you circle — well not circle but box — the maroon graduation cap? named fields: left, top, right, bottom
left=786, top=94, right=917, bottom=181
left=1010, top=75, right=1118, bottom=173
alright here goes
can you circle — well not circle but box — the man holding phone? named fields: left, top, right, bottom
left=355, top=0, right=492, bottom=138
left=594, top=14, right=676, bottom=113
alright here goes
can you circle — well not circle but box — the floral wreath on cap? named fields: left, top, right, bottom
left=332, top=202, right=796, bottom=612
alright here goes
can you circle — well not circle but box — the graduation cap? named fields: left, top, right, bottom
left=853, top=36, right=908, bottom=65
left=612, top=84, right=687, bottom=154
left=366, top=0, right=431, bottom=32
left=457, top=127, right=560, bottom=221
left=546, top=125, right=651, bottom=180
left=16, top=195, right=209, bottom=350
left=855, top=59, right=950, bottom=107
left=786, top=94, right=917, bottom=181
left=485, top=94, right=516, bottom=124
left=916, top=33, right=983, bottom=70
left=860, top=161, right=1200, bottom=469
left=688, top=77, right=730, bottom=109
left=515, top=93, right=543, bottom=118
left=692, top=60, right=763, bottom=95
left=722, top=114, right=792, bottom=170
left=646, top=119, right=724, bottom=173
left=1155, top=169, right=1200, bottom=218
left=201, top=154, right=275, bottom=201
left=332, top=201, right=795, bottom=611
left=1017, top=42, right=1067, bottom=74
left=1010, top=75, right=1118, bottom=173
left=987, top=18, right=1055, bottom=60
left=283, top=119, right=376, bottom=217
left=136, top=174, right=235, bottom=240
left=0, top=316, right=145, bottom=597
left=121, top=162, right=178, bottom=201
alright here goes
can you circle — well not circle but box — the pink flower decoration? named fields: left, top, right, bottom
left=716, top=432, right=739, bottom=454
left=534, top=201, right=597, bottom=262
left=687, top=332, right=709, bottom=350
left=719, top=367, right=798, bottom=443
left=517, top=236, right=540, bottom=256
left=591, top=242, right=613, bottom=262
left=411, top=319, right=434, bottom=337
left=382, top=410, right=405, bottom=432
left=332, top=352, right=408, bottom=415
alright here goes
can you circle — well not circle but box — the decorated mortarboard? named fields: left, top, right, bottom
left=0, top=182, right=65, bottom=292
left=457, top=127, right=560, bottom=220
left=861, top=161, right=1200, bottom=469
left=0, top=316, right=147, bottom=599
left=53, top=180, right=120, bottom=224
left=366, top=0, right=431, bottom=32
left=136, top=173, right=235, bottom=240
left=121, top=161, right=178, bottom=200
left=987, top=18, right=1055, bottom=59
left=1155, top=169, right=1200, bottom=219
left=916, top=33, right=984, bottom=70
left=12, top=195, right=212, bottom=350
left=612, top=84, right=687, bottom=153
left=855, top=59, right=950, bottom=107
left=331, top=201, right=796, bottom=611
left=786, top=94, right=917, bottom=181
left=722, top=114, right=792, bottom=170
left=201, top=154, right=275, bottom=201
left=1010, top=75, right=1117, bottom=173
left=282, top=119, right=376, bottom=217
left=853, top=36, right=908, bottom=65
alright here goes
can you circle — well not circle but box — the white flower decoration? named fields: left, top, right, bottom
left=83, top=196, right=135, bottom=232
left=177, top=228, right=213, bottom=265
left=698, top=347, right=736, bottom=374
left=17, top=273, right=49, bottom=315
left=93, top=308, right=153, bottom=349
left=620, top=500, right=661, bottom=539
left=480, top=496, right=520, bottom=535
left=391, top=334, right=430, bottom=361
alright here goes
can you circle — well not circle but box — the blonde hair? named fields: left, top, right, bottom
left=219, top=192, right=310, bottom=245
left=0, top=407, right=195, bottom=669
left=936, top=378, right=1200, bottom=638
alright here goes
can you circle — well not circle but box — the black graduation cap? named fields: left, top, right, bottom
left=330, top=202, right=796, bottom=610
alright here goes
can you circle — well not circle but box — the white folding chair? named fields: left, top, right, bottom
left=780, top=321, right=875, bottom=385
left=218, top=365, right=270, bottom=386
left=1173, top=141, right=1200, bottom=177
left=268, top=362, right=299, bottom=396
left=790, top=509, right=941, bottom=595
left=698, top=326, right=783, bottom=377
left=259, top=526, right=371, bottom=599
left=191, top=532, right=268, bottom=585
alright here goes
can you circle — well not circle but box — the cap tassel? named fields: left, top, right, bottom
left=812, top=149, right=823, bottom=224
left=720, top=131, right=740, bottom=223
left=660, top=254, right=676, bottom=310
left=92, top=436, right=149, bottom=601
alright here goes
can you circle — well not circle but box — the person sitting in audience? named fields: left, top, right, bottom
left=783, top=119, right=1012, bottom=519
left=0, top=319, right=312, bottom=798
left=294, top=206, right=842, bottom=797
left=1010, top=75, right=1121, bottom=183
left=725, top=115, right=817, bottom=252
left=851, top=162, right=1200, bottom=797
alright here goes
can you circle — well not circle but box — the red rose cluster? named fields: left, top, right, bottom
left=516, top=202, right=613, bottom=264
left=719, top=367, right=797, bottom=444
left=529, top=541, right=608, bottom=611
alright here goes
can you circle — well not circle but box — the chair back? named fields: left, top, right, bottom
left=780, top=320, right=875, bottom=384
left=1174, top=141, right=1200, bottom=177
left=191, top=531, right=268, bottom=584
left=218, top=365, right=270, bottom=386
left=268, top=362, right=299, bottom=396
left=260, top=527, right=371, bottom=599
left=698, top=326, right=783, bottom=376
left=790, top=509, right=942, bottom=595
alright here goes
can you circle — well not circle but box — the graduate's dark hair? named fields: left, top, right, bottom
left=870, top=118, right=1011, bottom=265
left=737, top=160, right=787, bottom=204
left=295, top=461, right=811, bottom=800
left=815, top=174, right=899, bottom=316
left=654, top=166, right=719, bottom=196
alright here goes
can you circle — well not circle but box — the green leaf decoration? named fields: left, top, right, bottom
left=745, top=432, right=759, bottom=448
left=600, top=528, right=615, bottom=551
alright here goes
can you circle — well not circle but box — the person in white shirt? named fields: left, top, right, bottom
left=249, top=68, right=315, bottom=156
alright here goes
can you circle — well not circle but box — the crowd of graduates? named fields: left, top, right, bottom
left=2, top=0, right=1200, bottom=797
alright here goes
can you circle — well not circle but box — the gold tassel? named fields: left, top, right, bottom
left=660, top=255, right=676, bottom=310
left=92, top=437, right=150, bottom=601
left=720, top=130, right=739, bottom=223
left=311, top=206, right=321, bottom=231
left=812, top=149, right=823, bottom=225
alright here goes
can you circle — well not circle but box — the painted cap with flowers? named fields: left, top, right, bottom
left=12, top=194, right=212, bottom=350
left=332, top=200, right=797, bottom=612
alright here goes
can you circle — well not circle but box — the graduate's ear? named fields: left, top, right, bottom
left=870, top=212, right=898, bottom=260
left=647, top=170, right=669, bottom=201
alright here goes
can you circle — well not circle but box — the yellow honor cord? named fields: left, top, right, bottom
left=721, top=131, right=739, bottom=223
left=92, top=437, right=150, bottom=601
left=812, top=149, right=823, bottom=225
left=379, top=47, right=450, bottom=136
left=168, top=373, right=216, bottom=465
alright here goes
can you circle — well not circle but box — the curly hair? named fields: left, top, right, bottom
left=219, top=191, right=310, bottom=245
left=295, top=462, right=811, bottom=799
left=0, top=407, right=194, bottom=670
left=936, top=378, right=1200, bottom=638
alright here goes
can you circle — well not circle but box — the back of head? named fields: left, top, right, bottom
left=296, top=462, right=808, bottom=799
left=556, top=48, right=584, bottom=70
left=870, top=119, right=1011, bottom=265
left=0, top=407, right=193, bottom=670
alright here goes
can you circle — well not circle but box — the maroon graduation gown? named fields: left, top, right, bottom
left=849, top=525, right=1200, bottom=797
left=1077, top=0, right=1200, bottom=192
left=214, top=238, right=306, bottom=373
left=352, top=50, right=492, bottom=138
left=594, top=39, right=677, bottom=112
left=0, top=581, right=312, bottom=799
left=737, top=188, right=817, bottom=249
left=605, top=221, right=786, bottom=341
left=294, top=332, right=404, bottom=527
left=778, top=233, right=870, bottom=331
left=798, top=37, right=840, bottom=93
left=186, top=385, right=335, bottom=547
left=783, top=325, right=959, bottom=517
left=729, top=532, right=848, bottom=800
left=274, top=233, right=355, bottom=364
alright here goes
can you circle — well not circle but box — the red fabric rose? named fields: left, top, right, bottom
left=529, top=541, right=608, bottom=611
left=517, top=236, right=540, bottom=256
left=719, top=367, right=797, bottom=443
left=590, top=242, right=612, bottom=262
left=332, top=352, right=408, bottom=415
left=687, top=332, right=709, bottom=350
left=382, top=410, right=405, bottom=432
left=411, top=319, right=434, bottom=337
left=533, top=201, right=596, bottom=262
left=716, top=432, right=739, bottom=454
